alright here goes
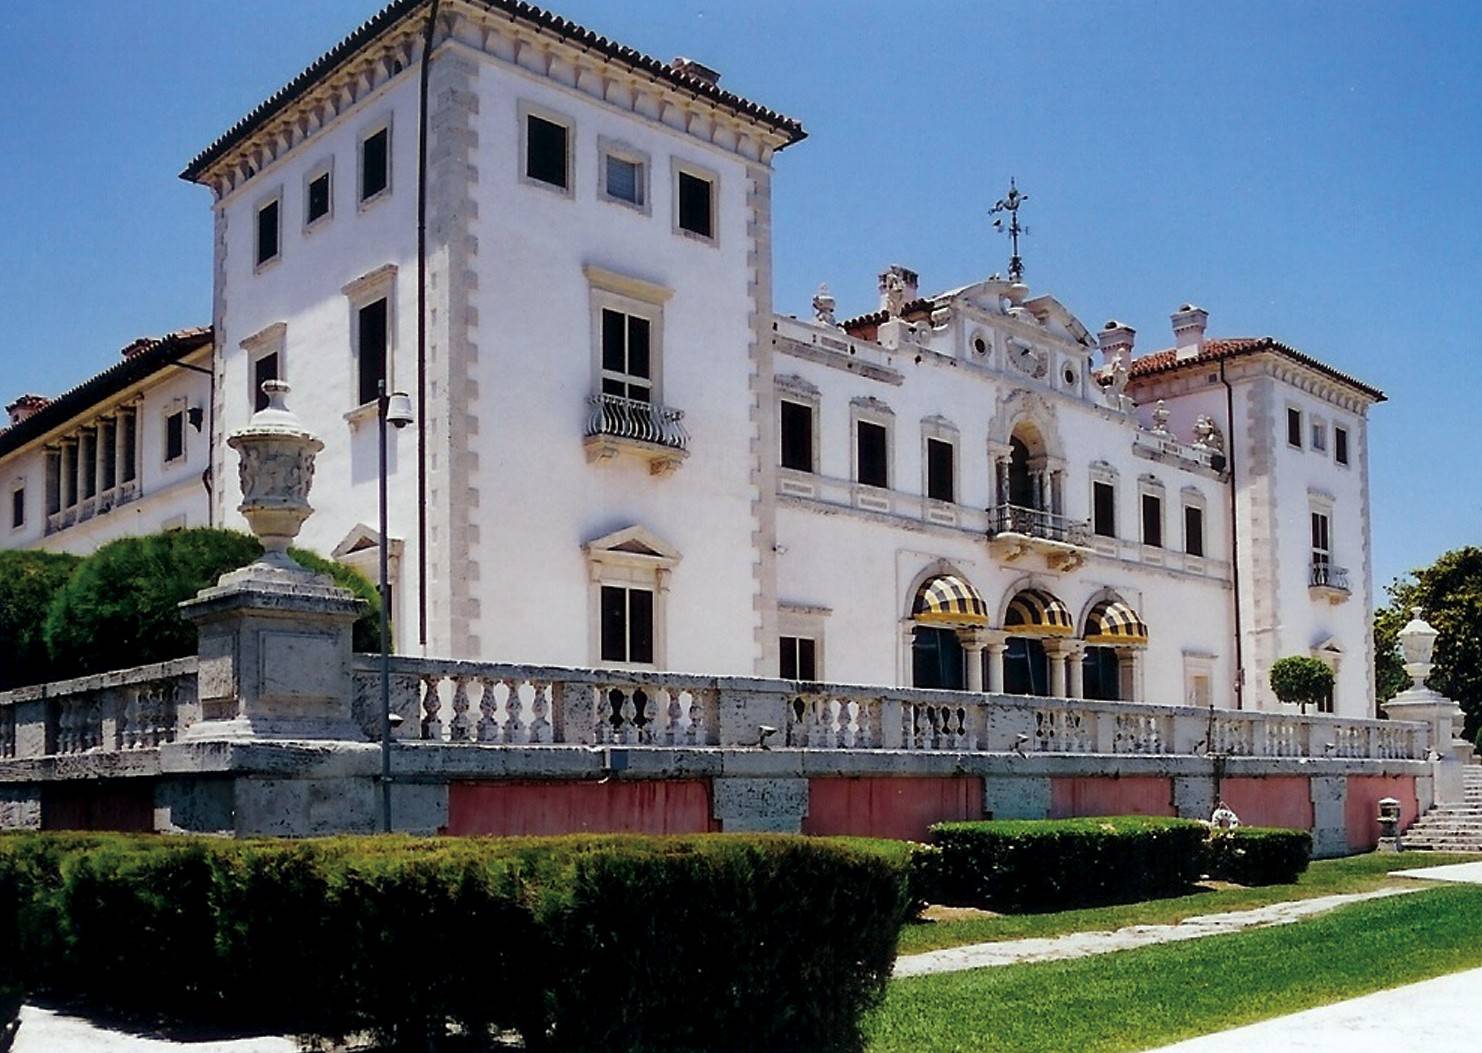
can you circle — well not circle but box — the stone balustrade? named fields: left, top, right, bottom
left=0, top=659, right=198, bottom=760
left=0, top=655, right=1429, bottom=764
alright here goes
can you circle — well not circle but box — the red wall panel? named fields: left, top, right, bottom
left=1049, top=776, right=1175, bottom=819
left=446, top=779, right=718, bottom=837
left=1218, top=776, right=1315, bottom=830
left=802, top=777, right=984, bottom=841
left=1345, top=774, right=1419, bottom=852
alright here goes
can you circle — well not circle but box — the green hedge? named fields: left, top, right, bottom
left=0, top=550, right=81, bottom=689
left=41, top=528, right=382, bottom=676
left=0, top=832, right=911, bottom=1052
left=929, top=817, right=1208, bottom=911
left=1205, top=827, right=1312, bottom=886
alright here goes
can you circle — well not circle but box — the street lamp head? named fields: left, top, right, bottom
left=385, top=391, right=414, bottom=429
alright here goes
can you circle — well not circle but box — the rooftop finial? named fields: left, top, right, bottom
left=989, top=177, right=1029, bottom=282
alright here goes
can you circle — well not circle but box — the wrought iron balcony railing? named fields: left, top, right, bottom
left=1310, top=561, right=1350, bottom=591
left=585, top=393, right=690, bottom=452
left=987, top=504, right=1091, bottom=547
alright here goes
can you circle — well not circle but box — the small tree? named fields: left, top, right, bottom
left=1269, top=655, right=1335, bottom=715
left=0, top=550, right=82, bottom=689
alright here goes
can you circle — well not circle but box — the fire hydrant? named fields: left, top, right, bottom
left=1376, top=796, right=1402, bottom=852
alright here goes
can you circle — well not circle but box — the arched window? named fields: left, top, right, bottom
left=909, top=573, right=987, bottom=691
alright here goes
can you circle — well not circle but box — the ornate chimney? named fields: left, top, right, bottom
left=5, top=394, right=49, bottom=427
left=1172, top=304, right=1209, bottom=361
left=1097, top=320, right=1136, bottom=367
left=878, top=265, right=919, bottom=314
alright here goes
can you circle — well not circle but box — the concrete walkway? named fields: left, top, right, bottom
left=1392, top=859, right=1482, bottom=885
left=12, top=1005, right=299, bottom=1053
left=1145, top=965, right=1482, bottom=1051
left=893, top=886, right=1417, bottom=978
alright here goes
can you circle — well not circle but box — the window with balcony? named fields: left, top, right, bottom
left=601, top=309, right=651, bottom=401
left=1093, top=480, right=1116, bottom=538
left=856, top=420, right=889, bottom=488
left=779, top=636, right=818, bottom=681
left=926, top=437, right=955, bottom=503
left=780, top=399, right=814, bottom=472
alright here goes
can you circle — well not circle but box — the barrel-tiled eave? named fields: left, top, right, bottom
left=1127, top=336, right=1386, bottom=403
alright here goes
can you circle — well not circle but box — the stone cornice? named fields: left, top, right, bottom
left=190, top=0, right=798, bottom=201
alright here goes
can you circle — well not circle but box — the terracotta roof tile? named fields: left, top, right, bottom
left=1127, top=336, right=1385, bottom=402
left=181, top=0, right=806, bottom=183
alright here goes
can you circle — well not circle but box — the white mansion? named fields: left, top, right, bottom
left=0, top=0, right=1383, bottom=717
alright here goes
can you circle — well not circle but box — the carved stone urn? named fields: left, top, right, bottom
left=1399, top=607, right=1440, bottom=689
left=228, top=380, right=324, bottom=570
left=1383, top=608, right=1474, bottom=802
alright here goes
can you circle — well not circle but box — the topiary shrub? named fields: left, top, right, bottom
left=1269, top=655, right=1335, bottom=715
left=42, top=528, right=380, bottom=677
left=929, top=816, right=1208, bottom=911
left=1205, top=827, right=1311, bottom=886
left=0, top=550, right=81, bottom=690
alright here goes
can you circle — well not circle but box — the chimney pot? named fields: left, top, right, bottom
left=1172, top=304, right=1209, bottom=360
left=877, top=265, right=920, bottom=313
left=5, top=393, right=49, bottom=427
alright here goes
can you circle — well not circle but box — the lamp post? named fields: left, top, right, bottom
left=378, top=380, right=414, bottom=833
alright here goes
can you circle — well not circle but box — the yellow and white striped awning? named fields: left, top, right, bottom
left=1084, top=598, right=1149, bottom=645
left=1004, top=588, right=1075, bottom=637
left=912, top=575, right=989, bottom=627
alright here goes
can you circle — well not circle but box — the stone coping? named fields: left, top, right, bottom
left=0, top=659, right=197, bottom=705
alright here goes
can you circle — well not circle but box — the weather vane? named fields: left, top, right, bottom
left=989, top=178, right=1029, bottom=282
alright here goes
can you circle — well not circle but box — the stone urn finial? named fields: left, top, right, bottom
left=1399, top=607, right=1440, bottom=691
left=228, top=380, right=324, bottom=571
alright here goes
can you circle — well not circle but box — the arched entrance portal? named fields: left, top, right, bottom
left=1002, top=588, right=1074, bottom=696
left=910, top=574, right=989, bottom=691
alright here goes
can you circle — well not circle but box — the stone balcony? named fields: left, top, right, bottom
left=986, top=503, right=1092, bottom=571
left=1310, top=561, right=1351, bottom=603
left=583, top=392, right=690, bottom=475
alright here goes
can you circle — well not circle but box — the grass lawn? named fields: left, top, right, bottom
left=867, top=882, right=1482, bottom=1052
left=898, top=850, right=1482, bottom=955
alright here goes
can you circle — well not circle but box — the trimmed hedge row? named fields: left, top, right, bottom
left=1205, top=827, right=1312, bottom=886
left=929, top=817, right=1209, bottom=911
left=0, top=832, right=912, bottom=1052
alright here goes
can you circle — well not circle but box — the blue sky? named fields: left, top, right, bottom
left=1, top=0, right=1477, bottom=594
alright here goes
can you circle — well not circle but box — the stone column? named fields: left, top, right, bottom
left=995, top=458, right=1010, bottom=508
left=958, top=629, right=987, bottom=693
left=1120, top=648, right=1144, bottom=702
left=985, top=635, right=1008, bottom=693
left=1067, top=644, right=1085, bottom=699
left=92, top=423, right=106, bottom=499
left=1050, top=469, right=1064, bottom=518
left=1047, top=642, right=1068, bottom=698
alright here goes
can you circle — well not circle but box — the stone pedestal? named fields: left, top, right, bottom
left=1384, top=689, right=1470, bottom=805
left=179, top=562, right=365, bottom=741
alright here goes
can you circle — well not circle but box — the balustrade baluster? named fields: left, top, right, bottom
left=420, top=675, right=444, bottom=741
left=449, top=677, right=472, bottom=741
left=506, top=681, right=529, bottom=744
left=529, top=683, right=551, bottom=743
left=477, top=678, right=501, bottom=741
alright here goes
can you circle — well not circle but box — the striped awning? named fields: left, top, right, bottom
left=912, top=575, right=989, bottom=627
left=1004, top=588, right=1075, bottom=637
left=1084, top=598, right=1149, bottom=645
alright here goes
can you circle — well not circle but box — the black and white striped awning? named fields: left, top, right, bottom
left=1004, top=588, right=1075, bottom=637
left=912, top=575, right=989, bottom=627
left=1084, top=598, right=1149, bottom=645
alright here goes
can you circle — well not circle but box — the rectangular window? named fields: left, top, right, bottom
left=64, top=443, right=78, bottom=507
left=526, top=114, right=568, bottom=189
left=599, top=585, right=654, bottom=665
left=677, top=170, right=714, bottom=238
left=360, top=127, right=390, bottom=201
left=600, top=308, right=652, bottom=401
left=101, top=419, right=116, bottom=491
left=164, top=411, right=185, bottom=463
left=605, top=154, right=643, bottom=206
left=926, top=437, right=955, bottom=502
left=120, top=413, right=137, bottom=483
left=1141, top=493, right=1163, bottom=548
left=779, top=400, right=813, bottom=472
left=11, top=487, right=23, bottom=529
left=1311, top=511, right=1331, bottom=563
left=1185, top=505, right=1205, bottom=557
left=780, top=636, right=818, bottom=681
left=81, top=431, right=97, bottom=499
left=45, top=453, right=60, bottom=516
left=357, top=298, right=389, bottom=406
left=255, top=199, right=280, bottom=267
left=1093, top=480, right=1116, bottom=538
left=1335, top=426, right=1349, bottom=466
left=1287, top=407, right=1303, bottom=448
left=856, top=420, right=888, bottom=488
left=306, top=170, right=331, bottom=225
left=254, top=352, right=280, bottom=413
left=1311, top=420, right=1327, bottom=452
